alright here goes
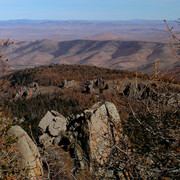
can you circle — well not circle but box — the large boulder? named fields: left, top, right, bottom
left=39, top=110, right=67, bottom=135
left=38, top=110, right=67, bottom=147
left=8, top=125, right=43, bottom=179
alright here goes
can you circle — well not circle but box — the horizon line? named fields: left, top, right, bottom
left=0, top=19, right=176, bottom=22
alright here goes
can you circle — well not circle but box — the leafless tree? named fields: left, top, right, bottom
left=164, top=19, right=180, bottom=60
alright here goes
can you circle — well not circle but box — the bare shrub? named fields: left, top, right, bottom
left=120, top=63, right=180, bottom=179
left=164, top=19, right=180, bottom=60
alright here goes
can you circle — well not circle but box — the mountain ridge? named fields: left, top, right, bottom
left=5, top=39, right=179, bottom=74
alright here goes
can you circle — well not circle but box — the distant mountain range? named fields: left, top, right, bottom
left=5, top=39, right=179, bottom=74
left=0, top=20, right=179, bottom=42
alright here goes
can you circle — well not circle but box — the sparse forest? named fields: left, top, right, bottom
left=0, top=61, right=179, bottom=179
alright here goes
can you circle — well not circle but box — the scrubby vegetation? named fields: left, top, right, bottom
left=122, top=77, right=180, bottom=178
left=8, top=64, right=147, bottom=87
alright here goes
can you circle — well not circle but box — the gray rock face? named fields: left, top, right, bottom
left=38, top=111, right=54, bottom=133
left=39, top=110, right=67, bottom=135
left=65, top=102, right=122, bottom=170
left=38, top=110, right=67, bottom=147
left=48, top=116, right=66, bottom=136
left=86, top=102, right=121, bottom=166
left=105, top=101, right=120, bottom=121
left=8, top=125, right=43, bottom=179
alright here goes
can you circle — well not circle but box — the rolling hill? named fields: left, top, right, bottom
left=5, top=39, right=179, bottom=74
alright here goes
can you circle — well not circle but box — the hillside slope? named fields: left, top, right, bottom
left=6, top=39, right=178, bottom=73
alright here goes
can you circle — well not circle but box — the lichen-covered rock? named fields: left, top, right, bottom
left=8, top=125, right=43, bottom=179
left=38, top=103, right=125, bottom=179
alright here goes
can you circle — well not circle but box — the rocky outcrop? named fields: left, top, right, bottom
left=124, top=82, right=180, bottom=107
left=85, top=81, right=94, bottom=94
left=85, top=102, right=121, bottom=166
left=83, top=78, right=107, bottom=94
left=38, top=102, right=127, bottom=179
left=38, top=110, right=67, bottom=147
left=15, top=82, right=39, bottom=99
left=8, top=125, right=43, bottom=179
left=124, top=82, right=157, bottom=100
left=94, top=78, right=105, bottom=88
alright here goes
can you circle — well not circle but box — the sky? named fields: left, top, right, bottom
left=0, top=0, right=179, bottom=21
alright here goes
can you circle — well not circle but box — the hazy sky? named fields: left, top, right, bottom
left=0, top=0, right=179, bottom=20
